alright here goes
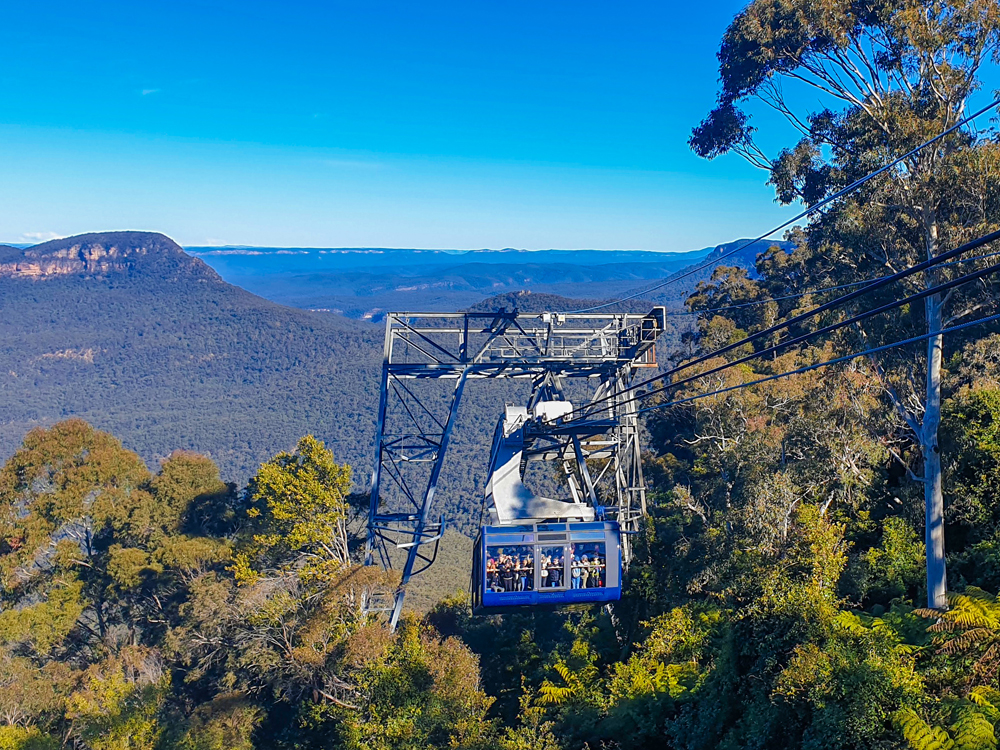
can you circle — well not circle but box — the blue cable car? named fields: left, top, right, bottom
left=472, top=521, right=622, bottom=614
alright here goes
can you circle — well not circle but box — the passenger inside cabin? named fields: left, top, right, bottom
left=519, top=555, right=533, bottom=591
left=548, top=555, right=563, bottom=587
left=486, top=556, right=499, bottom=591
left=501, top=556, right=515, bottom=591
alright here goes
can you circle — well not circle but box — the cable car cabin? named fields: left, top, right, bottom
left=472, top=521, right=622, bottom=614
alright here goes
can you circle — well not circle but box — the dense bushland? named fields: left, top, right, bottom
left=0, top=421, right=494, bottom=750
left=4, top=344, right=1000, bottom=749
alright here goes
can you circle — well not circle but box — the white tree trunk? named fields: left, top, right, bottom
left=923, top=290, right=948, bottom=609
left=923, top=211, right=947, bottom=609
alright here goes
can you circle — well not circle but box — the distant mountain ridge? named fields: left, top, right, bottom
left=0, top=231, right=221, bottom=281
left=189, top=246, right=713, bottom=265
left=699, top=237, right=792, bottom=268
left=182, top=238, right=781, bottom=319
left=465, top=290, right=652, bottom=314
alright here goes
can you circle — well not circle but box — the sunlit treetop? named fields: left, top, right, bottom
left=691, top=0, right=1000, bottom=202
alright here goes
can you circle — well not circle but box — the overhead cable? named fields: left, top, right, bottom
left=564, top=228, right=1000, bottom=421
left=660, top=249, right=1000, bottom=318
left=562, top=96, right=1000, bottom=315
left=613, top=257, right=1000, bottom=413
left=631, top=310, right=1000, bottom=417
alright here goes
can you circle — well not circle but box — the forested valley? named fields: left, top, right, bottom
left=6, top=1, right=1000, bottom=749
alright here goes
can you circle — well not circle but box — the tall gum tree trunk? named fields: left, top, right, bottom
left=923, top=211, right=948, bottom=609
left=924, top=291, right=947, bottom=608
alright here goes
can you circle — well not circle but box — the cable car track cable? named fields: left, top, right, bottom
left=561, top=228, right=1000, bottom=421
left=603, top=257, right=1000, bottom=415
left=657, top=249, right=1000, bottom=317
left=561, top=97, right=1000, bottom=315
left=628, top=310, right=1000, bottom=417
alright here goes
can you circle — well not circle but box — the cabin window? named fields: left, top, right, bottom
left=485, top=545, right=533, bottom=593
left=538, top=545, right=567, bottom=589
left=570, top=542, right=607, bottom=589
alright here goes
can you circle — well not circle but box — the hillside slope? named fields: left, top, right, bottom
left=0, top=232, right=383, bottom=484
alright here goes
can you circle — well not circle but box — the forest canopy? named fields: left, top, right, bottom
left=0, top=421, right=493, bottom=750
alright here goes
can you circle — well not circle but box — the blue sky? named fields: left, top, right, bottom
left=0, top=2, right=995, bottom=250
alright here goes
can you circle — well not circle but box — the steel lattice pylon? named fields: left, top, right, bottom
left=365, top=308, right=667, bottom=628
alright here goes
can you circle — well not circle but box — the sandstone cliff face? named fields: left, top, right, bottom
left=0, top=231, right=221, bottom=281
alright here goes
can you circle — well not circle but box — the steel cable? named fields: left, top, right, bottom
left=561, top=228, right=1000, bottom=422
left=562, top=97, right=1000, bottom=315
left=631, top=311, right=1000, bottom=417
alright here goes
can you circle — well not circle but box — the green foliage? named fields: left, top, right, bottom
left=332, top=618, right=495, bottom=750
left=180, top=694, right=262, bottom=750
left=612, top=5, right=1000, bottom=745
left=536, top=662, right=585, bottom=706
left=232, top=435, right=351, bottom=586
left=65, top=648, right=169, bottom=750
left=689, top=4, right=1000, bottom=623
left=896, top=708, right=960, bottom=750
left=943, top=389, right=1000, bottom=534
left=0, top=727, right=59, bottom=750
left=915, top=588, right=1000, bottom=683
left=0, top=420, right=233, bottom=681
left=0, top=421, right=491, bottom=750
left=497, top=693, right=561, bottom=750
left=0, top=577, right=86, bottom=655
left=604, top=606, right=717, bottom=713
left=771, top=610, right=924, bottom=747
left=864, top=517, right=926, bottom=603
left=0, top=418, right=152, bottom=587
left=896, top=701, right=1000, bottom=750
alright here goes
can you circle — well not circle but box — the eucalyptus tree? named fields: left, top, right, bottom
left=0, top=420, right=234, bottom=744
left=691, top=0, right=1000, bottom=608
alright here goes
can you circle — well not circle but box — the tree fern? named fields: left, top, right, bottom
left=970, top=687, right=1000, bottom=720
left=537, top=663, right=584, bottom=706
left=915, top=588, right=1000, bottom=680
left=895, top=708, right=957, bottom=750
left=834, top=609, right=918, bottom=655
left=950, top=706, right=997, bottom=750
left=895, top=696, right=1000, bottom=750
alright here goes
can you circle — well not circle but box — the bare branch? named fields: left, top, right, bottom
left=887, top=445, right=926, bottom=484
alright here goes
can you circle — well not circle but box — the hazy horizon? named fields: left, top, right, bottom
left=3, top=234, right=748, bottom=256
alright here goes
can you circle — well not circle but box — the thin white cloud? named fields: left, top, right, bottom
left=191, top=249, right=267, bottom=256
left=141, top=88, right=161, bottom=96
left=21, top=231, right=61, bottom=242
left=317, top=158, right=383, bottom=170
